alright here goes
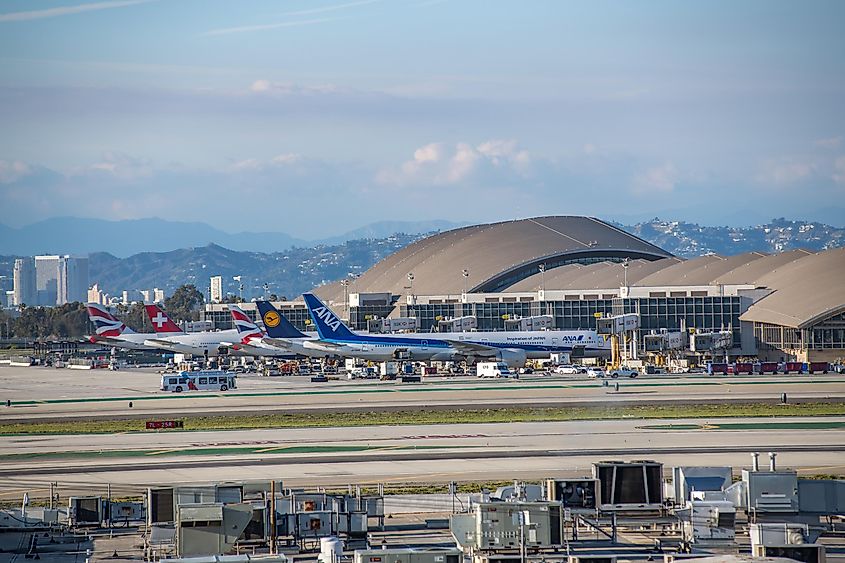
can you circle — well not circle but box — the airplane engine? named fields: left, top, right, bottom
left=493, top=348, right=527, bottom=368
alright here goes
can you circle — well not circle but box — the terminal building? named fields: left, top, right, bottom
left=203, top=216, right=845, bottom=363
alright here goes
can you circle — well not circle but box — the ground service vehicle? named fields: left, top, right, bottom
left=161, top=370, right=237, bottom=392
left=757, top=362, right=779, bottom=374
left=555, top=364, right=581, bottom=375
left=608, top=367, right=639, bottom=378
left=477, top=362, right=513, bottom=378
left=707, top=362, right=730, bottom=375
left=734, top=362, right=754, bottom=375
left=783, top=361, right=804, bottom=374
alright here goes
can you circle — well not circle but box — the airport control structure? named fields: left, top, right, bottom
left=203, top=216, right=845, bottom=366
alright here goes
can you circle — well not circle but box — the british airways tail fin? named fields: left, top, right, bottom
left=144, top=304, right=184, bottom=334
left=86, top=303, right=133, bottom=336
left=228, top=305, right=264, bottom=343
left=302, top=293, right=359, bottom=341
left=255, top=301, right=308, bottom=339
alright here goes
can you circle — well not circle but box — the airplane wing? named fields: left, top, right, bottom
left=261, top=337, right=295, bottom=350
left=441, top=339, right=500, bottom=357
left=143, top=338, right=180, bottom=349
left=90, top=336, right=124, bottom=344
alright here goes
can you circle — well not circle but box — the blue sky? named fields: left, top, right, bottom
left=1, top=0, right=844, bottom=236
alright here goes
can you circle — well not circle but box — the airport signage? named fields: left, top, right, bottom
left=145, top=420, right=184, bottom=430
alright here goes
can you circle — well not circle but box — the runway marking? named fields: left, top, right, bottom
left=638, top=421, right=845, bottom=431
left=0, top=443, right=481, bottom=462
left=7, top=376, right=845, bottom=407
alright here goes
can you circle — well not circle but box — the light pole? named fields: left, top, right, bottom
left=233, top=275, right=243, bottom=302
left=622, top=258, right=629, bottom=289
left=407, top=272, right=414, bottom=294
left=462, top=269, right=469, bottom=295
left=341, top=279, right=349, bottom=320
left=538, top=263, right=546, bottom=293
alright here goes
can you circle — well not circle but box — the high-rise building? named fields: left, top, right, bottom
left=153, top=288, right=165, bottom=303
left=210, top=275, right=223, bottom=303
left=13, top=257, right=36, bottom=307
left=57, top=255, right=89, bottom=305
left=88, top=283, right=105, bottom=305
left=35, top=255, right=59, bottom=306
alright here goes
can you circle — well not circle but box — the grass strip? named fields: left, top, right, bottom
left=1, top=402, right=843, bottom=436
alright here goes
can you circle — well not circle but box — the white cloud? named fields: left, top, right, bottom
left=815, top=136, right=842, bottom=149
left=85, top=152, right=153, bottom=180
left=412, top=143, right=443, bottom=164
left=0, top=160, right=31, bottom=184
left=0, top=0, right=152, bottom=23
left=203, top=18, right=335, bottom=37
left=633, top=162, right=677, bottom=194
left=756, top=157, right=816, bottom=186
left=249, top=79, right=340, bottom=95
left=377, top=139, right=532, bottom=187
left=271, top=153, right=303, bottom=165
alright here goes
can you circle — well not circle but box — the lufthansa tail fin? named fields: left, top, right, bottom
left=255, top=301, right=308, bottom=339
left=86, top=303, right=132, bottom=336
left=302, top=293, right=360, bottom=341
left=228, top=305, right=264, bottom=343
left=144, top=304, right=184, bottom=333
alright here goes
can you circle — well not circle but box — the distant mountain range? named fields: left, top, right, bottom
left=0, top=217, right=465, bottom=257
left=1, top=217, right=842, bottom=301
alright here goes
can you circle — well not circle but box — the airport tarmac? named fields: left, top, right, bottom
left=2, top=365, right=845, bottom=421
left=1, top=416, right=843, bottom=498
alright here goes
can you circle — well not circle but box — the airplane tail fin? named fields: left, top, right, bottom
left=302, top=293, right=359, bottom=341
left=255, top=301, right=308, bottom=339
left=228, top=305, right=264, bottom=343
left=144, top=304, right=183, bottom=333
left=86, top=303, right=132, bottom=336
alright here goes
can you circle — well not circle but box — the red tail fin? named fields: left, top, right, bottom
left=144, top=304, right=183, bottom=333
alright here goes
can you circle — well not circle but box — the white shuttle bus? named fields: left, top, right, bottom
left=160, top=370, right=237, bottom=392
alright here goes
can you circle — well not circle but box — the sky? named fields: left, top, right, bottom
left=1, top=0, right=844, bottom=237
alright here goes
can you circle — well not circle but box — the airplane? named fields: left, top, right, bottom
left=142, top=304, right=246, bottom=356
left=86, top=303, right=183, bottom=350
left=302, top=292, right=610, bottom=367
left=254, top=300, right=342, bottom=358
left=225, top=304, right=298, bottom=358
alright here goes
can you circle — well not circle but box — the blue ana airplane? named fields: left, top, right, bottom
left=301, top=293, right=609, bottom=367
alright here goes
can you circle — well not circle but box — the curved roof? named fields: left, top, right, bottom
left=633, top=255, right=724, bottom=286
left=709, top=249, right=812, bottom=286
left=507, top=258, right=680, bottom=292
left=312, top=216, right=672, bottom=301
left=739, top=247, right=845, bottom=328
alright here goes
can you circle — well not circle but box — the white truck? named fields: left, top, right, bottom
left=477, top=361, right=515, bottom=378
left=608, top=366, right=639, bottom=378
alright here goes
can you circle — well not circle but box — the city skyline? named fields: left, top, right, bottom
left=1, top=0, right=844, bottom=237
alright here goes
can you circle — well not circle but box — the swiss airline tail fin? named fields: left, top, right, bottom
left=144, top=304, right=184, bottom=333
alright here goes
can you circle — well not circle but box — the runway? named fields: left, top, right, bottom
left=2, top=365, right=845, bottom=421
left=1, top=417, right=843, bottom=498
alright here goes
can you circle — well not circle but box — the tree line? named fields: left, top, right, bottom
left=0, top=284, right=205, bottom=340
